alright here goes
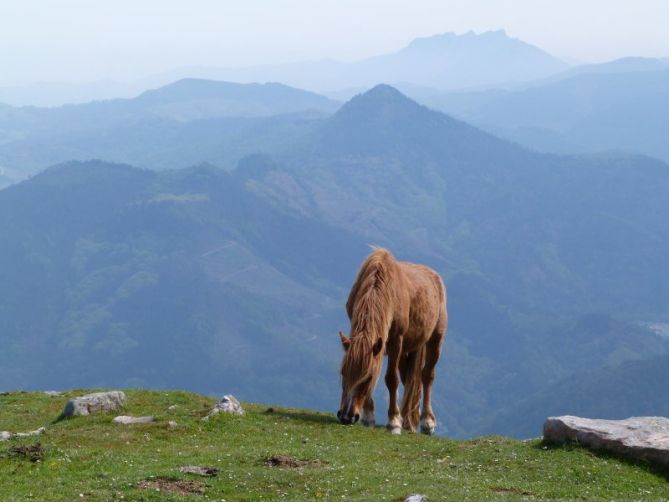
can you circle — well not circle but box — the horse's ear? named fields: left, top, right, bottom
left=372, top=337, right=383, bottom=356
left=339, top=331, right=351, bottom=351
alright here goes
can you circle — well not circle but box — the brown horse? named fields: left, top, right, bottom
left=337, top=247, right=447, bottom=434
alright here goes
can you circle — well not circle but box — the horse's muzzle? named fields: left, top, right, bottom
left=337, top=410, right=359, bottom=425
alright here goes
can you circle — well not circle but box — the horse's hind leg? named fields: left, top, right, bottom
left=420, top=314, right=446, bottom=435
left=385, top=335, right=403, bottom=434
left=361, top=397, right=375, bottom=428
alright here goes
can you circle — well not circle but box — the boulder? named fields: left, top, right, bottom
left=113, top=415, right=154, bottom=425
left=60, top=391, right=126, bottom=418
left=543, top=415, right=669, bottom=466
left=202, top=395, right=244, bottom=421
left=405, top=495, right=428, bottom=502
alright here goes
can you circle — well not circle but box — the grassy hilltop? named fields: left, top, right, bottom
left=1, top=390, right=668, bottom=501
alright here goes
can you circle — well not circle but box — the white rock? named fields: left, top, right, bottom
left=168, top=421, right=178, bottom=429
left=60, top=391, right=126, bottom=418
left=15, top=427, right=46, bottom=438
left=0, top=427, right=45, bottom=441
left=113, top=415, right=154, bottom=425
left=543, top=415, right=669, bottom=466
left=202, top=394, right=244, bottom=421
left=406, top=495, right=428, bottom=502
left=44, top=391, right=62, bottom=397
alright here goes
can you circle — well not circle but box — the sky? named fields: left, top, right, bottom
left=2, top=0, right=669, bottom=85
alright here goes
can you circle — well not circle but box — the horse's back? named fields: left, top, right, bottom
left=397, top=261, right=446, bottom=345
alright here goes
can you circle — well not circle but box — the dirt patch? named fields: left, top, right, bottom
left=137, top=477, right=206, bottom=496
left=490, top=486, right=533, bottom=496
left=8, top=443, right=45, bottom=462
left=264, top=454, right=321, bottom=468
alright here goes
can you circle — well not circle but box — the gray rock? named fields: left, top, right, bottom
left=168, top=420, right=178, bottom=429
left=0, top=431, right=11, bottom=441
left=179, top=465, right=219, bottom=477
left=405, top=495, right=428, bottom=502
left=113, top=415, right=154, bottom=425
left=60, top=391, right=126, bottom=418
left=543, top=415, right=669, bottom=466
left=44, top=391, right=62, bottom=397
left=202, top=394, right=244, bottom=421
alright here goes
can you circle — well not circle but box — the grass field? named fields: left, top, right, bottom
left=1, top=390, right=667, bottom=501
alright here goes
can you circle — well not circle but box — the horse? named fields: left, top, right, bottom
left=337, top=247, right=447, bottom=434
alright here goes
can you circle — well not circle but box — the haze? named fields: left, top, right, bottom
left=2, top=0, right=669, bottom=86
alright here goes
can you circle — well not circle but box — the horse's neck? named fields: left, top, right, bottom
left=352, top=275, right=395, bottom=342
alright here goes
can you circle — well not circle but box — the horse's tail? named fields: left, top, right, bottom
left=400, top=344, right=425, bottom=432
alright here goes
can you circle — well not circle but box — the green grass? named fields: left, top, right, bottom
left=1, top=390, right=667, bottom=501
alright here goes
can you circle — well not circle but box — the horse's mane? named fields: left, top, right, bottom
left=342, top=247, right=396, bottom=385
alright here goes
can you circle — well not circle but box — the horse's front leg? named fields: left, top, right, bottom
left=385, top=336, right=403, bottom=434
left=361, top=397, right=375, bottom=428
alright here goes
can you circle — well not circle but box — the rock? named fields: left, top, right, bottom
left=405, top=495, right=428, bottom=502
left=543, top=415, right=669, bottom=466
left=179, top=465, right=219, bottom=477
left=15, top=427, right=46, bottom=438
left=202, top=394, right=244, bottom=421
left=1, top=427, right=45, bottom=441
left=168, top=421, right=178, bottom=429
left=60, top=391, right=126, bottom=418
left=113, top=415, right=154, bottom=425
left=44, top=391, right=62, bottom=397
left=168, top=405, right=178, bottom=411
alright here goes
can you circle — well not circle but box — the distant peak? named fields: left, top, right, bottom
left=359, top=84, right=407, bottom=99
left=406, top=29, right=510, bottom=49
left=334, top=84, right=416, bottom=113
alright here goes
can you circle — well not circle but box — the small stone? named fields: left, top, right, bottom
left=60, top=391, right=126, bottom=419
left=168, top=405, right=178, bottom=411
left=179, top=465, right=218, bottom=477
left=113, top=416, right=155, bottom=425
left=168, top=421, right=178, bottom=429
left=14, top=427, right=46, bottom=438
left=0, top=431, right=11, bottom=441
left=405, top=495, right=428, bottom=502
left=44, top=391, right=62, bottom=397
left=202, top=395, right=244, bottom=421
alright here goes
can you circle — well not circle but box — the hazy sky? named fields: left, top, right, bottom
left=2, top=0, right=669, bottom=85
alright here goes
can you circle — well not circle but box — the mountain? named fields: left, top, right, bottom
left=2, top=87, right=669, bottom=437
left=422, top=68, right=669, bottom=162
left=0, top=79, right=142, bottom=107
left=482, top=353, right=669, bottom=438
left=146, top=30, right=568, bottom=93
left=0, top=79, right=338, bottom=185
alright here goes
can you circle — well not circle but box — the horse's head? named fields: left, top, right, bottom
left=337, top=330, right=383, bottom=425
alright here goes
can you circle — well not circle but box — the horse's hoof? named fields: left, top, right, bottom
left=361, top=419, right=375, bottom=428
left=388, top=426, right=402, bottom=435
left=420, top=417, right=436, bottom=435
